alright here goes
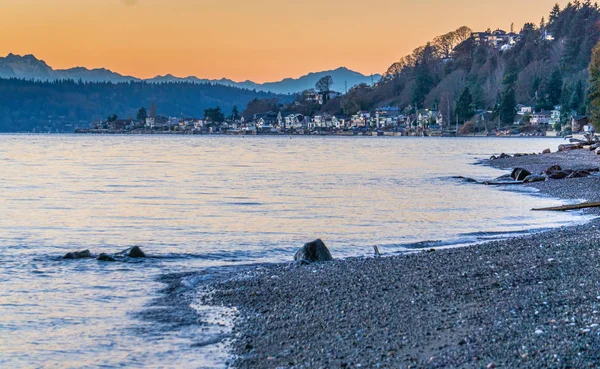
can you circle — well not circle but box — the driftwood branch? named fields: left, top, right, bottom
left=532, top=202, right=600, bottom=211
left=484, top=181, right=525, bottom=186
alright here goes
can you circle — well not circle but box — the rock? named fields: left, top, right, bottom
left=493, top=153, right=511, bottom=159
left=523, top=174, right=546, bottom=183
left=63, top=249, right=92, bottom=259
left=544, top=165, right=562, bottom=175
left=542, top=148, right=551, bottom=154
left=122, top=246, right=146, bottom=258
left=97, top=253, right=116, bottom=262
left=548, top=170, right=573, bottom=180
left=510, top=168, right=532, bottom=181
left=596, top=148, right=600, bottom=155
left=492, top=174, right=516, bottom=183
left=568, top=170, right=591, bottom=178
left=294, top=239, right=333, bottom=263
left=452, top=176, right=479, bottom=183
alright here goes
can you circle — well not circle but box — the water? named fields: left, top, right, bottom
left=0, top=135, right=592, bottom=368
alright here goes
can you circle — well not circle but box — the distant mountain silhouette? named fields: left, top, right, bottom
left=0, top=54, right=380, bottom=94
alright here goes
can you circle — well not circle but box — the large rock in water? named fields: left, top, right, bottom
left=294, top=239, right=333, bottom=263
left=510, top=168, right=532, bottom=181
left=97, top=253, right=117, bottom=262
left=123, top=246, right=146, bottom=258
left=63, top=250, right=92, bottom=259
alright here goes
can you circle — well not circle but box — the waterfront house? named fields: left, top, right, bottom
left=571, top=115, right=589, bottom=133
left=530, top=111, right=552, bottom=125
left=108, top=119, right=133, bottom=131
left=550, top=110, right=561, bottom=126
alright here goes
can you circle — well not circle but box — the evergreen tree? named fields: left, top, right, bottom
left=569, top=80, right=585, bottom=113
left=204, top=106, right=225, bottom=123
left=499, top=86, right=517, bottom=124
left=549, top=3, right=561, bottom=23
left=588, top=41, right=600, bottom=129
left=545, top=68, right=563, bottom=106
left=136, top=107, right=148, bottom=122
left=502, top=59, right=519, bottom=86
left=455, top=87, right=474, bottom=123
left=231, top=105, right=239, bottom=120
left=412, top=61, right=433, bottom=107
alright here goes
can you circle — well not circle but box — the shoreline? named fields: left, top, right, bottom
left=180, top=149, right=600, bottom=368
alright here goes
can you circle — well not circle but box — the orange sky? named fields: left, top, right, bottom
left=0, top=0, right=569, bottom=83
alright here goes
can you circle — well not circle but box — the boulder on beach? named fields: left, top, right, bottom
left=490, top=153, right=512, bottom=160
left=523, top=174, right=546, bottom=183
left=544, top=165, right=562, bottom=175
left=510, top=168, right=532, bottom=181
left=548, top=170, right=572, bottom=179
left=542, top=148, right=551, bottom=154
left=568, top=170, right=591, bottom=179
left=63, top=250, right=92, bottom=259
left=119, top=246, right=146, bottom=258
left=97, top=253, right=116, bottom=262
left=294, top=239, right=333, bottom=263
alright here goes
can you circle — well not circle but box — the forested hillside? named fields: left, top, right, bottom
left=0, top=79, right=287, bottom=132
left=322, top=2, right=600, bottom=125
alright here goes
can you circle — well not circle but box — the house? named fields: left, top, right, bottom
left=254, top=111, right=279, bottom=126
left=549, top=110, right=561, bottom=126
left=530, top=111, right=552, bottom=125
left=319, top=91, right=341, bottom=105
left=194, top=120, right=205, bottom=130
left=283, top=114, right=304, bottom=130
left=146, top=115, right=169, bottom=129
left=108, top=119, right=132, bottom=131
left=571, top=115, right=589, bottom=133
left=145, top=117, right=155, bottom=128
left=472, top=30, right=520, bottom=50
left=517, top=105, right=533, bottom=116
left=542, top=30, right=555, bottom=41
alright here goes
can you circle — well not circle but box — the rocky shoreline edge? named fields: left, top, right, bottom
left=179, top=149, right=600, bottom=368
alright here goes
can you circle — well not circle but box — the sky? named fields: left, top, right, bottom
left=0, top=0, right=569, bottom=83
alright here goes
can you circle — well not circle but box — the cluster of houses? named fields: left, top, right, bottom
left=83, top=103, right=591, bottom=136
left=85, top=108, right=445, bottom=135
left=471, top=29, right=554, bottom=52
left=515, top=104, right=591, bottom=133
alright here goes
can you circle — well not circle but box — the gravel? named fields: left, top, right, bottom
left=196, top=149, right=600, bottom=369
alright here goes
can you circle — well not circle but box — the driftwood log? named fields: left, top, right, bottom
left=532, top=202, right=600, bottom=211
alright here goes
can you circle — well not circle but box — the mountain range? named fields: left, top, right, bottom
left=0, top=53, right=380, bottom=94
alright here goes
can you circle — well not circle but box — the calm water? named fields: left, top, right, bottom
left=0, top=135, right=591, bottom=368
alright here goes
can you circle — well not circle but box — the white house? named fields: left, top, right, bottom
left=530, top=111, right=551, bottom=125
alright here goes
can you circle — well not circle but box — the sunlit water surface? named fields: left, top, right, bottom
left=0, top=135, right=592, bottom=368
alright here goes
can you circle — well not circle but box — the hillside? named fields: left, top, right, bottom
left=0, top=54, right=379, bottom=94
left=0, top=78, right=289, bottom=132
left=322, top=2, right=600, bottom=126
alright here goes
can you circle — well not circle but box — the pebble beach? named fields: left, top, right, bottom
left=194, top=148, right=600, bottom=369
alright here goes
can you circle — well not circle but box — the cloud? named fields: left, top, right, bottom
left=121, top=0, right=137, bottom=6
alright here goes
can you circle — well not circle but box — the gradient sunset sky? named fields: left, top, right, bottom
left=0, top=0, right=568, bottom=82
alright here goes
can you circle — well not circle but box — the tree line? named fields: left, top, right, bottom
left=0, top=78, right=287, bottom=132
